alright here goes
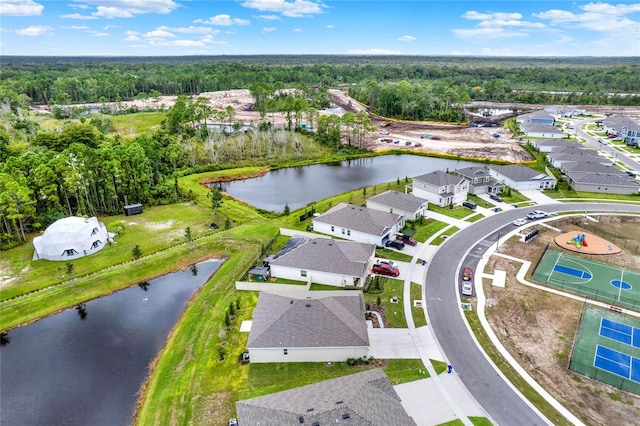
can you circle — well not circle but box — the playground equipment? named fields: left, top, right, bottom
left=567, top=233, right=588, bottom=249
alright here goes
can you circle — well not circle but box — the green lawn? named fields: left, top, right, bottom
left=375, top=248, right=414, bottom=262
left=364, top=277, right=407, bottom=328
left=430, top=226, right=460, bottom=246
left=413, top=219, right=448, bottom=242
left=429, top=204, right=475, bottom=219
left=411, top=283, right=427, bottom=327
left=112, top=112, right=166, bottom=136
left=465, top=213, right=484, bottom=223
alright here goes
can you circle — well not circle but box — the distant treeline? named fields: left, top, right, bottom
left=1, top=56, right=639, bottom=106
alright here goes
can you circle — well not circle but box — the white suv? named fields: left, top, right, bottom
left=527, top=210, right=547, bottom=220
left=462, top=281, right=473, bottom=296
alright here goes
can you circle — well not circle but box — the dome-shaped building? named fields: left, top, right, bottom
left=33, top=216, right=111, bottom=261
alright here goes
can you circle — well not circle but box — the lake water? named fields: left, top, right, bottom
left=216, top=154, right=478, bottom=212
left=0, top=259, right=222, bottom=426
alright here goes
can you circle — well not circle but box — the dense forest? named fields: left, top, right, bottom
left=1, top=56, right=639, bottom=249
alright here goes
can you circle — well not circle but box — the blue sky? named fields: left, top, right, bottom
left=1, top=0, right=639, bottom=56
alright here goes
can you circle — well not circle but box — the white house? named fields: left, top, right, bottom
left=268, top=238, right=375, bottom=288
left=236, top=369, right=417, bottom=425
left=33, top=216, right=112, bottom=261
left=366, top=190, right=428, bottom=220
left=411, top=170, right=469, bottom=207
left=547, top=148, right=603, bottom=168
left=566, top=172, right=639, bottom=195
left=312, top=203, right=403, bottom=246
left=453, top=166, right=503, bottom=196
left=516, top=110, right=555, bottom=125
left=246, top=291, right=369, bottom=363
left=520, top=122, right=565, bottom=139
left=489, top=164, right=557, bottom=191
left=529, top=139, right=579, bottom=153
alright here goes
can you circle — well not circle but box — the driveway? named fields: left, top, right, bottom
left=519, top=189, right=560, bottom=205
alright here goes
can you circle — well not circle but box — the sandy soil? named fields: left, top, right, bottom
left=484, top=215, right=640, bottom=425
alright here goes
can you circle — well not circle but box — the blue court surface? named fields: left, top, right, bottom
left=554, top=264, right=592, bottom=279
left=594, top=345, right=640, bottom=383
left=600, top=318, right=640, bottom=348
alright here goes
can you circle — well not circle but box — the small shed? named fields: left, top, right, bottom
left=124, top=203, right=143, bottom=216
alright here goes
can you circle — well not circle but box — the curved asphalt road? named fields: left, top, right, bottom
left=425, top=203, right=640, bottom=425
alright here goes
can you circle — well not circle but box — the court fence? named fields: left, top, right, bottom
left=531, top=271, right=640, bottom=311
left=569, top=358, right=640, bottom=395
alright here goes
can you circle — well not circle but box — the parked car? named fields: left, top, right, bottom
left=626, top=171, right=637, bottom=177
left=372, top=263, right=400, bottom=277
left=385, top=239, right=405, bottom=250
left=489, top=193, right=503, bottom=202
left=462, top=267, right=473, bottom=281
left=414, top=142, right=423, bottom=147
left=527, top=210, right=547, bottom=220
left=228, top=419, right=238, bottom=426
left=461, top=281, right=473, bottom=296
left=393, top=140, right=400, bottom=144
left=462, top=201, right=477, bottom=210
left=395, top=234, right=417, bottom=246
left=608, top=134, right=617, bottom=138
left=380, top=130, right=389, bottom=135
left=376, top=258, right=398, bottom=268
left=405, top=141, right=411, bottom=146
left=513, top=218, right=528, bottom=226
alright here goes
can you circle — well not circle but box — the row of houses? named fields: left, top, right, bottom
left=531, top=139, right=639, bottom=194
left=601, top=116, right=640, bottom=147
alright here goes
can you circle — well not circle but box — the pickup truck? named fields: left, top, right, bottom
left=394, top=234, right=417, bottom=246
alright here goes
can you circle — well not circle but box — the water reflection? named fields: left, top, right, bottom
left=0, top=259, right=222, bottom=426
left=0, top=331, right=9, bottom=346
left=219, top=154, right=478, bottom=212
left=138, top=281, right=150, bottom=291
left=190, top=263, right=198, bottom=276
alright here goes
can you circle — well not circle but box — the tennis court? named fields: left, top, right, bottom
left=532, top=251, right=640, bottom=310
left=569, top=305, right=640, bottom=394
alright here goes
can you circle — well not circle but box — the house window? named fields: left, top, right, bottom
left=301, top=270, right=307, bottom=277
left=91, top=227, right=99, bottom=235
left=347, top=230, right=350, bottom=236
left=91, top=240, right=101, bottom=249
left=63, top=249, right=78, bottom=256
left=284, top=349, right=288, bottom=355
left=331, top=226, right=335, bottom=232
left=341, top=228, right=345, bottom=235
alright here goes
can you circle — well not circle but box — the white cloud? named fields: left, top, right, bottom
left=103, top=25, right=118, bottom=30
left=147, top=35, right=226, bottom=47
left=59, top=25, right=90, bottom=30
left=60, top=13, right=97, bottom=20
left=241, top=0, right=325, bottom=18
left=15, top=25, right=51, bottom=36
left=90, top=31, right=109, bottom=37
left=346, top=48, right=401, bottom=55
left=398, top=35, right=415, bottom=42
left=293, top=28, right=302, bottom=32
left=0, top=0, right=44, bottom=16
left=144, top=29, right=175, bottom=38
left=463, top=11, right=523, bottom=21
left=453, top=27, right=529, bottom=39
left=77, top=0, right=180, bottom=18
left=67, top=3, right=88, bottom=9
left=255, top=14, right=281, bottom=21
left=157, top=25, right=214, bottom=34
left=193, top=14, right=250, bottom=26
left=123, top=30, right=140, bottom=41
left=262, top=26, right=276, bottom=32
left=326, top=24, right=334, bottom=29
left=172, top=39, right=205, bottom=47
left=534, top=2, right=640, bottom=33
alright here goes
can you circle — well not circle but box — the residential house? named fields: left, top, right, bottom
left=489, top=164, right=557, bottom=191
left=602, top=116, right=635, bottom=139
left=366, top=190, right=428, bottom=220
left=566, top=172, right=639, bottom=195
left=246, top=291, right=369, bottom=363
left=453, top=166, right=503, bottom=195
left=516, top=110, right=555, bottom=125
left=312, top=203, right=404, bottom=246
left=411, top=170, right=469, bottom=207
left=529, top=139, right=580, bottom=153
left=621, top=120, right=640, bottom=147
left=268, top=238, right=375, bottom=288
left=520, top=122, right=565, bottom=139
left=547, top=148, right=604, bottom=168
left=561, top=161, right=616, bottom=175
left=544, top=106, right=586, bottom=118
left=236, top=369, right=417, bottom=425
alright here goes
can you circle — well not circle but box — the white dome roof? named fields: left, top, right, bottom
left=33, top=216, right=110, bottom=261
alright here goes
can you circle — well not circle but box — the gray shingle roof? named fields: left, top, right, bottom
left=413, top=170, right=466, bottom=187
left=518, top=110, right=554, bottom=122
left=603, top=116, right=640, bottom=131
left=367, top=190, right=428, bottom=212
left=521, top=122, right=564, bottom=134
left=549, top=151, right=602, bottom=162
left=454, top=166, right=491, bottom=178
left=236, top=369, right=417, bottom=426
left=490, top=164, right=554, bottom=182
left=314, top=203, right=402, bottom=236
left=532, top=139, right=579, bottom=150
left=563, top=162, right=616, bottom=174
left=568, top=172, right=640, bottom=188
left=269, top=238, right=374, bottom=277
left=247, top=291, right=369, bottom=349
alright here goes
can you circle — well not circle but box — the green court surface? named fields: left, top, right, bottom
left=532, top=250, right=640, bottom=310
left=569, top=305, right=640, bottom=395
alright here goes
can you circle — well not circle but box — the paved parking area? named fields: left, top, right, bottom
left=368, top=328, right=420, bottom=358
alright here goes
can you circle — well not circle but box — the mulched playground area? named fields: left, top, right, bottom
left=554, top=231, right=621, bottom=255
left=532, top=250, right=640, bottom=310
left=569, top=305, right=640, bottom=395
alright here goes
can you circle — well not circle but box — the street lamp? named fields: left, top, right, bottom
left=495, top=232, right=502, bottom=252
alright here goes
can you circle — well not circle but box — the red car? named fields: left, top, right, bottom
left=462, top=267, right=473, bottom=281
left=395, top=234, right=417, bottom=246
left=372, top=263, right=400, bottom=277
